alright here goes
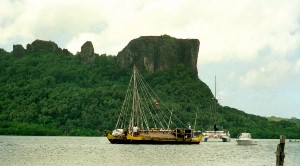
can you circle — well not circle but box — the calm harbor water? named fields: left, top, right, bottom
left=0, top=136, right=299, bottom=166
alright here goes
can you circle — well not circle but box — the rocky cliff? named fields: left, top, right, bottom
left=11, top=39, right=72, bottom=57
left=78, top=41, right=95, bottom=64
left=116, top=35, right=200, bottom=72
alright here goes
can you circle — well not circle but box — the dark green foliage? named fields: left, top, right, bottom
left=267, top=116, right=300, bottom=127
left=0, top=49, right=299, bottom=138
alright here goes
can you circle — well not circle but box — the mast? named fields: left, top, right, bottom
left=194, top=111, right=197, bottom=129
left=213, top=75, right=217, bottom=125
left=130, top=66, right=135, bottom=129
left=132, top=66, right=139, bottom=128
left=214, top=75, right=216, bottom=99
left=167, top=110, right=173, bottom=129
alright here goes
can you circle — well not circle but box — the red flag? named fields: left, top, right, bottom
left=154, top=100, right=159, bottom=106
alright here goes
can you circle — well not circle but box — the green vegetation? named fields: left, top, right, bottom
left=0, top=48, right=299, bottom=138
left=267, top=116, right=300, bottom=127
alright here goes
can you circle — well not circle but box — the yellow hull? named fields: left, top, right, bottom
left=106, top=132, right=203, bottom=144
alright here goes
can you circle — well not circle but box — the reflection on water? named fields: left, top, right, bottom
left=0, top=136, right=299, bottom=166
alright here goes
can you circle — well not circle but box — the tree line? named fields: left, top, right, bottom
left=0, top=49, right=299, bottom=138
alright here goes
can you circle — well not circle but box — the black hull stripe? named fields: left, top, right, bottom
left=108, top=139, right=200, bottom=144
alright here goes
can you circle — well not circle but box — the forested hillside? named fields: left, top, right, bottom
left=0, top=45, right=299, bottom=138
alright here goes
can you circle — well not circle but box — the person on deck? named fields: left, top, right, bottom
left=133, top=126, right=138, bottom=136
left=124, top=129, right=128, bottom=137
left=214, top=124, right=219, bottom=132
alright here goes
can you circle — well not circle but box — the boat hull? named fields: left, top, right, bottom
left=222, top=137, right=231, bottom=142
left=108, top=139, right=201, bottom=144
left=202, top=136, right=231, bottom=142
left=236, top=140, right=257, bottom=145
left=106, top=133, right=203, bottom=144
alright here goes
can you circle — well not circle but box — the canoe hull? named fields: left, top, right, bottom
left=106, top=133, right=203, bottom=144
left=108, top=139, right=201, bottom=144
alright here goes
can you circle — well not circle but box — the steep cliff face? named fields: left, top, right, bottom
left=116, top=35, right=200, bottom=72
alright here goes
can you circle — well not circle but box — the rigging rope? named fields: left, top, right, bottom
left=114, top=66, right=189, bottom=132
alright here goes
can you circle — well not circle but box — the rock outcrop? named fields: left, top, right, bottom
left=26, top=40, right=60, bottom=53
left=79, top=41, right=95, bottom=64
left=116, top=35, right=200, bottom=72
left=12, top=44, right=26, bottom=57
left=10, top=40, right=72, bottom=57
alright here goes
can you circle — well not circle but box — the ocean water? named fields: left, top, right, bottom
left=0, top=136, right=299, bottom=166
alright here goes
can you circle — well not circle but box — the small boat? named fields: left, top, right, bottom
left=289, top=139, right=300, bottom=142
left=236, top=133, right=257, bottom=145
left=106, top=66, right=203, bottom=144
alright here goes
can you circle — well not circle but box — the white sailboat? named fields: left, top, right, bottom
left=202, top=76, right=231, bottom=142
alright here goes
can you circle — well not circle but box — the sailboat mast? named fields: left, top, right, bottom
left=213, top=75, right=217, bottom=124
left=194, top=112, right=197, bottom=129
left=133, top=66, right=136, bottom=128
left=132, top=66, right=139, bottom=128
left=167, top=110, right=173, bottom=129
left=214, top=75, right=216, bottom=99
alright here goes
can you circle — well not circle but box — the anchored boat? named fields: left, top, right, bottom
left=106, top=66, right=203, bottom=144
left=202, top=76, right=231, bottom=142
left=236, top=133, right=257, bottom=145
left=202, top=129, right=231, bottom=142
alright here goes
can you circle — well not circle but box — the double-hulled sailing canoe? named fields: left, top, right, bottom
left=106, top=66, right=203, bottom=144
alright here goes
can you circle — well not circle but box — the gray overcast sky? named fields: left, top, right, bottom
left=1, top=0, right=300, bottom=118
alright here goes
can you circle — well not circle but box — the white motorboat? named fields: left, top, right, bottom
left=236, top=133, right=257, bottom=145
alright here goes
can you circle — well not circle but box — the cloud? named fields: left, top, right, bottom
left=198, top=1, right=300, bottom=64
left=26, top=1, right=109, bottom=50
left=0, top=0, right=31, bottom=48
left=238, top=60, right=292, bottom=88
left=1, top=0, right=299, bottom=58
left=294, top=59, right=300, bottom=74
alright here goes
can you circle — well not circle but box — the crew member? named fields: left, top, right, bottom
left=133, top=126, right=139, bottom=136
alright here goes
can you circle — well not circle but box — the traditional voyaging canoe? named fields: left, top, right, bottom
left=106, top=66, right=203, bottom=144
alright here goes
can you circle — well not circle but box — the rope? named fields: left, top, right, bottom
left=114, top=66, right=189, bottom=133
